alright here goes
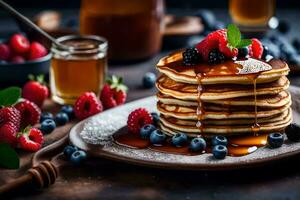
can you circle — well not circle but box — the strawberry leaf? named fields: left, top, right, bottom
left=227, top=24, right=241, bottom=48
left=236, top=39, right=252, bottom=48
left=0, top=87, right=21, bottom=107
left=0, top=143, right=20, bottom=169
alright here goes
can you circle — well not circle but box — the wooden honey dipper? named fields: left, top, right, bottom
left=0, top=161, right=58, bottom=194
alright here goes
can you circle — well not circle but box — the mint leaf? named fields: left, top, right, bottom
left=0, top=143, right=20, bottom=169
left=0, top=87, right=21, bottom=107
left=236, top=39, right=252, bottom=48
left=227, top=24, right=241, bottom=48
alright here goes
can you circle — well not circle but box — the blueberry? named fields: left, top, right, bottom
left=190, top=137, right=206, bottom=152
left=277, top=20, right=290, bottom=34
left=267, top=133, right=284, bottom=148
left=212, top=145, right=228, bottom=159
left=40, top=119, right=56, bottom=134
left=212, top=135, right=228, bottom=146
left=140, top=124, right=156, bottom=139
left=61, top=105, right=74, bottom=119
left=143, top=72, right=156, bottom=89
left=262, top=45, right=269, bottom=60
left=195, top=9, right=216, bottom=31
left=40, top=112, right=54, bottom=123
left=150, top=129, right=166, bottom=146
left=55, top=112, right=69, bottom=126
left=285, top=123, right=300, bottom=142
left=151, top=112, right=160, bottom=127
left=171, top=133, right=188, bottom=147
left=63, top=145, right=78, bottom=159
left=238, top=47, right=249, bottom=58
left=70, top=150, right=87, bottom=165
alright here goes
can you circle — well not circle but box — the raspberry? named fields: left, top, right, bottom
left=0, top=107, right=21, bottom=130
left=74, top=92, right=103, bottom=120
left=182, top=48, right=201, bottom=66
left=9, top=34, right=30, bottom=54
left=250, top=38, right=263, bottom=59
left=19, top=128, right=44, bottom=152
left=218, top=36, right=238, bottom=58
left=196, top=29, right=226, bottom=60
left=10, top=55, right=25, bottom=63
left=208, top=49, right=225, bottom=65
left=15, top=100, right=41, bottom=129
left=100, top=76, right=127, bottom=109
left=27, top=42, right=48, bottom=60
left=127, top=108, right=153, bottom=134
left=0, top=43, right=11, bottom=60
left=0, top=122, right=18, bottom=147
left=22, top=76, right=49, bottom=107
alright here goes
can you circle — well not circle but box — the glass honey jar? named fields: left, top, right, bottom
left=50, top=35, right=108, bottom=105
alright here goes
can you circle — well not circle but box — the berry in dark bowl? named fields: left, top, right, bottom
left=55, top=112, right=69, bottom=126
left=40, top=119, right=56, bottom=134
left=61, top=105, right=75, bottom=119
left=150, top=129, right=166, bottom=146
left=267, top=133, right=284, bottom=148
left=171, top=133, right=188, bottom=147
left=40, top=112, right=54, bottom=123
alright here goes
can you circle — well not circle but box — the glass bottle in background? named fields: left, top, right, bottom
left=50, top=35, right=108, bottom=105
left=229, top=0, right=276, bottom=32
left=80, top=0, right=164, bottom=62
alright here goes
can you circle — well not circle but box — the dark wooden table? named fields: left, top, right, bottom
left=1, top=7, right=300, bottom=200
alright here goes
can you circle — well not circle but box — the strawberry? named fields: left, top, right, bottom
left=100, top=76, right=128, bottom=109
left=219, top=36, right=238, bottom=58
left=18, top=127, right=44, bottom=152
left=0, top=107, right=21, bottom=130
left=9, top=34, right=30, bottom=54
left=250, top=38, right=263, bottom=59
left=127, top=108, right=153, bottom=134
left=0, top=122, right=19, bottom=147
left=15, top=100, right=41, bottom=129
left=74, top=92, right=103, bottom=120
left=22, top=75, right=49, bottom=107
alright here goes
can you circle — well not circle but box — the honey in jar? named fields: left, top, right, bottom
left=50, top=35, right=108, bottom=105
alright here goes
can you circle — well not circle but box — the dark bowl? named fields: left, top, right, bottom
left=0, top=53, right=51, bottom=87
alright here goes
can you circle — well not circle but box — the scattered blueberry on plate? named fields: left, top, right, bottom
left=285, top=123, right=300, bottom=142
left=212, top=135, right=228, bottom=146
left=150, top=129, right=166, bottom=146
left=171, top=133, right=188, bottom=147
left=267, top=133, right=284, bottom=148
left=190, top=137, right=206, bottom=152
left=143, top=72, right=156, bottom=89
left=70, top=150, right=87, bottom=165
left=151, top=112, right=160, bottom=127
left=63, top=145, right=78, bottom=159
left=61, top=105, right=75, bottom=119
left=40, top=112, right=54, bottom=123
left=55, top=112, right=69, bottom=126
left=140, top=124, right=156, bottom=139
left=40, top=119, right=56, bottom=134
left=212, top=145, right=228, bottom=159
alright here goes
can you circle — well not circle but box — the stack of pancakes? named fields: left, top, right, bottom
left=156, top=51, right=292, bottom=137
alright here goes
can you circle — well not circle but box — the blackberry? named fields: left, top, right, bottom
left=238, top=47, right=249, bottom=58
left=183, top=48, right=201, bottom=66
left=208, top=49, right=225, bottom=65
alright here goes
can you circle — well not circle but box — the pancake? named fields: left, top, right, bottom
left=159, top=108, right=292, bottom=137
left=157, top=100, right=291, bottom=120
left=156, top=75, right=290, bottom=101
left=157, top=51, right=290, bottom=85
left=157, top=90, right=291, bottom=108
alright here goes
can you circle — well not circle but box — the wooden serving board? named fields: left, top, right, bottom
left=67, top=86, right=300, bottom=171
